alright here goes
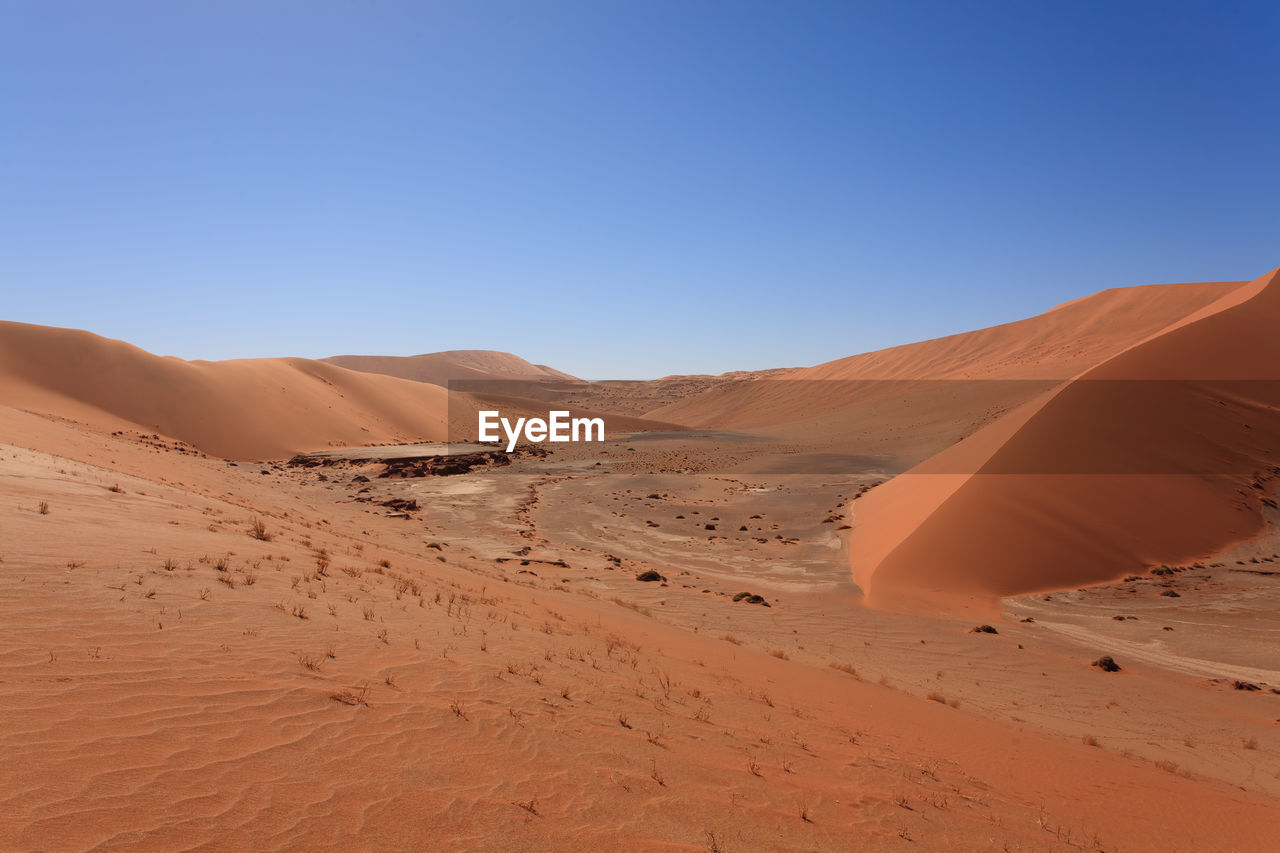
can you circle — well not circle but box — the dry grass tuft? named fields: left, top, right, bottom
left=248, top=517, right=273, bottom=541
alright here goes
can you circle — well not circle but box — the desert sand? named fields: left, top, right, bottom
left=2, top=272, right=1279, bottom=851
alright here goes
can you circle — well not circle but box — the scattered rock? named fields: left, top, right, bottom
left=1092, top=656, right=1121, bottom=672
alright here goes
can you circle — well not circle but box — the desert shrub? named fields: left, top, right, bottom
left=248, top=517, right=272, bottom=541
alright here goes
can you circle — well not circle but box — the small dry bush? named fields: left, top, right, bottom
left=248, top=517, right=273, bottom=541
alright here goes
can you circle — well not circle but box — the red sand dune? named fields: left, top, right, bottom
left=0, top=322, right=462, bottom=460
left=651, top=279, right=1245, bottom=433
left=647, top=278, right=1250, bottom=476
left=849, top=266, right=1280, bottom=612
left=324, top=349, right=578, bottom=386
left=795, top=279, right=1247, bottom=381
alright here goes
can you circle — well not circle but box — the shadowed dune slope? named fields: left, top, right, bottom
left=850, top=266, right=1280, bottom=612
left=0, top=322, right=460, bottom=460
left=324, top=350, right=578, bottom=386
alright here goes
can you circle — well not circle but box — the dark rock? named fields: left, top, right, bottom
left=1092, top=656, right=1121, bottom=672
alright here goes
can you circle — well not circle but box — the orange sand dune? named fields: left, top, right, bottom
left=651, top=280, right=1245, bottom=436
left=850, top=266, right=1280, bottom=612
left=0, top=322, right=464, bottom=460
left=796, top=278, right=1246, bottom=381
left=646, top=280, right=1248, bottom=475
left=325, top=349, right=578, bottom=386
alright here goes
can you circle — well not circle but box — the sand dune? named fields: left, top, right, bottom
left=325, top=349, right=578, bottom=386
left=796, top=279, right=1247, bottom=381
left=849, top=267, right=1280, bottom=611
left=641, top=280, right=1248, bottom=478
left=0, top=322, right=465, bottom=460
left=651, top=280, right=1245, bottom=433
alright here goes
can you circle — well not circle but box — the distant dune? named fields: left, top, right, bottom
left=651, top=280, right=1245, bottom=428
left=0, top=322, right=465, bottom=460
left=646, top=279, right=1248, bottom=472
left=798, top=280, right=1248, bottom=382
left=848, top=267, right=1280, bottom=612
left=324, top=350, right=578, bottom=386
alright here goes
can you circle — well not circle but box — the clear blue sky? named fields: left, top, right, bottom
left=2, top=1, right=1276, bottom=378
